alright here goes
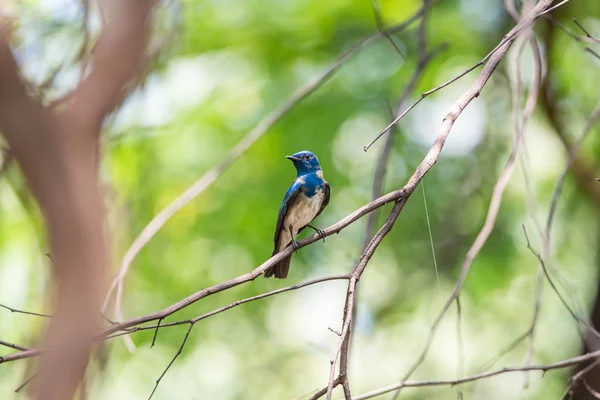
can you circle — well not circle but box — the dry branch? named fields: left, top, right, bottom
left=354, top=348, right=600, bottom=400
left=102, top=6, right=427, bottom=338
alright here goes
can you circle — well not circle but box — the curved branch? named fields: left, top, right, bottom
left=101, top=5, right=427, bottom=332
left=354, top=349, right=600, bottom=400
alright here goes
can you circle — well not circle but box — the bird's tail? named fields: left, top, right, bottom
left=264, top=250, right=291, bottom=279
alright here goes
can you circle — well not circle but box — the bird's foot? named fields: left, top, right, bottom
left=308, top=224, right=326, bottom=243
left=291, top=239, right=299, bottom=251
left=316, top=229, right=326, bottom=243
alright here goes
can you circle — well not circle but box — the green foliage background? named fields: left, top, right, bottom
left=1, top=0, right=600, bottom=399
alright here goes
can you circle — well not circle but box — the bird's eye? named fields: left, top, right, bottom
left=303, top=154, right=311, bottom=161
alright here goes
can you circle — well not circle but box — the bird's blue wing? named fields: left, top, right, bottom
left=273, top=179, right=303, bottom=251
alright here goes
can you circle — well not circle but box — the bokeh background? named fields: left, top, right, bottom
left=1, top=0, right=600, bottom=399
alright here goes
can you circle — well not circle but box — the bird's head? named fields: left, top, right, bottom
left=286, top=151, right=321, bottom=175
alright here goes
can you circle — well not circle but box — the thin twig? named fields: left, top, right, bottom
left=562, top=359, right=600, bottom=399
left=147, top=323, right=194, bottom=400
left=150, top=318, right=163, bottom=348
left=14, top=373, right=38, bottom=393
left=422, top=181, right=440, bottom=291
left=0, top=302, right=115, bottom=327
left=103, top=274, right=351, bottom=340
left=370, top=0, right=406, bottom=61
left=361, top=43, right=445, bottom=248
left=0, top=303, right=51, bottom=318
left=572, top=18, right=600, bottom=44
left=524, top=100, right=600, bottom=385
left=476, top=330, right=530, bottom=372
left=585, top=47, right=600, bottom=61
left=523, top=226, right=599, bottom=338
left=308, top=377, right=342, bottom=400
left=326, top=278, right=357, bottom=400
left=363, top=0, right=561, bottom=151
left=538, top=0, right=571, bottom=17
left=455, top=296, right=464, bottom=400
left=541, top=101, right=600, bottom=312
left=0, top=339, right=29, bottom=352
left=353, top=348, right=600, bottom=400
left=544, top=16, right=600, bottom=45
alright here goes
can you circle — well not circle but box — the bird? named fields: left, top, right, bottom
left=264, top=150, right=330, bottom=279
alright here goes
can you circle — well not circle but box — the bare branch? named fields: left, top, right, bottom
left=544, top=16, right=600, bottom=45
left=384, top=1, right=558, bottom=397
left=362, top=41, right=446, bottom=247
left=308, top=377, right=342, bottom=400
left=0, top=303, right=51, bottom=318
left=103, top=274, right=351, bottom=340
left=572, top=18, right=600, bottom=44
left=147, top=323, right=194, bottom=400
left=543, top=16, right=600, bottom=63
left=539, top=0, right=571, bottom=17
left=526, top=104, right=600, bottom=366
left=316, top=2, right=556, bottom=396
left=0, top=339, right=29, bottom=352
left=363, top=0, right=570, bottom=151
left=586, top=47, right=600, bottom=61
left=326, top=278, right=357, bottom=399
left=563, top=359, right=600, bottom=398
left=354, top=348, right=600, bottom=400
left=523, top=225, right=599, bottom=338
left=369, top=0, right=406, bottom=61
left=455, top=296, right=464, bottom=400
left=14, top=373, right=38, bottom=394
left=2, top=191, right=410, bottom=366
left=150, top=318, right=163, bottom=348
left=102, top=5, right=427, bottom=329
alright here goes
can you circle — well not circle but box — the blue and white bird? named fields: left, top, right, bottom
left=265, top=151, right=330, bottom=279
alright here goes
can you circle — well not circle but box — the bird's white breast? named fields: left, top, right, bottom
left=278, top=188, right=325, bottom=249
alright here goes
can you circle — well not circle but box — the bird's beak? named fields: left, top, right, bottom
left=286, top=155, right=300, bottom=161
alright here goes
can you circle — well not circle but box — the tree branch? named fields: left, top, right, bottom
left=363, top=0, right=571, bottom=151
left=354, top=349, right=600, bottom=400
left=103, top=274, right=351, bottom=340
left=101, top=5, right=428, bottom=335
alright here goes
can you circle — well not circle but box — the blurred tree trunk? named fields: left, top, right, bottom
left=0, top=2, right=156, bottom=398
